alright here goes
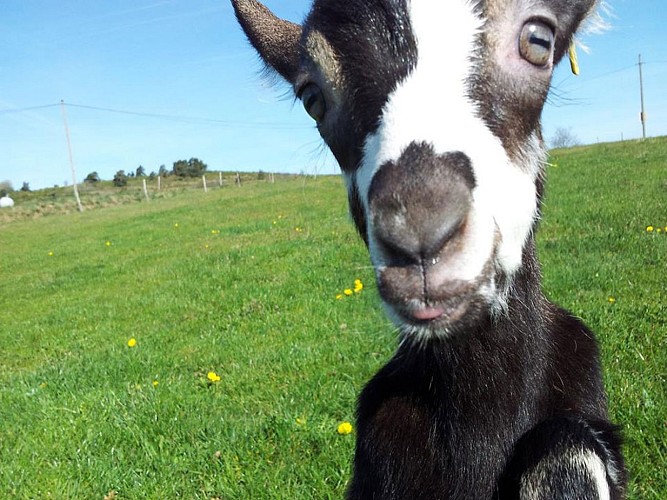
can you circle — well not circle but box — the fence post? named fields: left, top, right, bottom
left=202, top=175, right=208, bottom=193
left=142, top=179, right=150, bottom=201
left=157, top=176, right=161, bottom=191
left=236, top=172, right=241, bottom=187
left=219, top=171, right=223, bottom=187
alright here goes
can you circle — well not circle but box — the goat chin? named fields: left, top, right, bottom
left=231, top=0, right=626, bottom=498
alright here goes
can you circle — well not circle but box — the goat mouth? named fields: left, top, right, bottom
left=410, top=305, right=447, bottom=322
left=376, top=261, right=495, bottom=334
left=393, top=297, right=473, bottom=327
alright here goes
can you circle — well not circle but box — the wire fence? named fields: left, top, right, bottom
left=0, top=171, right=303, bottom=223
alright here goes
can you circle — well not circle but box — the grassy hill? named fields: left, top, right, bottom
left=1, top=137, right=665, bottom=498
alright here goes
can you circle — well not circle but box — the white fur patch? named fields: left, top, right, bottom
left=357, top=0, right=538, bottom=282
left=520, top=449, right=611, bottom=500
left=580, top=451, right=612, bottom=500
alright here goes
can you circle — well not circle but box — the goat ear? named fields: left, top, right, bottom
left=231, top=0, right=302, bottom=84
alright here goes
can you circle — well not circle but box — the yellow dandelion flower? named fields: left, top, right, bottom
left=337, top=422, right=353, bottom=435
left=344, top=289, right=353, bottom=296
left=127, top=338, right=137, bottom=348
left=105, top=241, right=112, bottom=247
left=48, top=251, right=54, bottom=256
left=296, top=417, right=306, bottom=426
left=104, top=490, right=118, bottom=500
left=657, top=228, right=663, bottom=233
left=152, top=380, right=159, bottom=387
left=646, top=226, right=654, bottom=232
left=336, top=294, right=344, bottom=300
left=174, top=223, right=179, bottom=228
left=207, top=371, right=221, bottom=383
left=607, top=296, right=616, bottom=304
left=353, top=279, right=364, bottom=293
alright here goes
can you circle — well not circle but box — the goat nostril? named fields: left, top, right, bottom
left=371, top=195, right=471, bottom=262
left=375, top=232, right=422, bottom=266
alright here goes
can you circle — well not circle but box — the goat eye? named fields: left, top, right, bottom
left=519, top=21, right=555, bottom=67
left=298, top=83, right=326, bottom=122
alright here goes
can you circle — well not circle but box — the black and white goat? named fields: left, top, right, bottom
left=231, top=0, right=626, bottom=498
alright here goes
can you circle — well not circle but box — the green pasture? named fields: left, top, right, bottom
left=1, top=137, right=665, bottom=498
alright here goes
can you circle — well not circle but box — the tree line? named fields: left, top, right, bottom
left=84, top=158, right=208, bottom=187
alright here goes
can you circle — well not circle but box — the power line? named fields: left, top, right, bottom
left=583, top=64, right=637, bottom=82
left=0, top=103, right=60, bottom=115
left=582, top=59, right=667, bottom=82
left=554, top=58, right=666, bottom=92
left=0, top=101, right=310, bottom=130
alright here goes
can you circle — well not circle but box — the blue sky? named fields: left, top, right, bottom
left=1, top=0, right=665, bottom=190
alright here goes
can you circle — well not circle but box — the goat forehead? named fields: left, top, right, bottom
left=302, top=2, right=487, bottom=149
left=361, top=0, right=485, bottom=161
left=305, top=0, right=488, bottom=156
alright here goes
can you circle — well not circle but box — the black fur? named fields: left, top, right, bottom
left=347, top=253, right=625, bottom=499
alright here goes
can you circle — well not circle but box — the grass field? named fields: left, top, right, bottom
left=1, top=137, right=665, bottom=498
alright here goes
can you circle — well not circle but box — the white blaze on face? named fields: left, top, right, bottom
left=356, top=0, right=539, bottom=281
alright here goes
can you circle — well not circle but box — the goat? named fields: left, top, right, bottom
left=231, top=0, right=626, bottom=498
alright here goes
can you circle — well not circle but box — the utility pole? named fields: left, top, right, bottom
left=638, top=54, right=647, bottom=140
left=60, top=100, right=84, bottom=212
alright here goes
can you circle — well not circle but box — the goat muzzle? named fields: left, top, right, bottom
left=368, top=142, right=488, bottom=325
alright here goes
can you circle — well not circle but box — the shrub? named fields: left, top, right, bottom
left=85, top=172, right=101, bottom=184
left=172, top=158, right=207, bottom=178
left=113, top=170, right=128, bottom=187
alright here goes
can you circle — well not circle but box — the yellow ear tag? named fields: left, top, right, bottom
left=568, top=42, right=580, bottom=76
